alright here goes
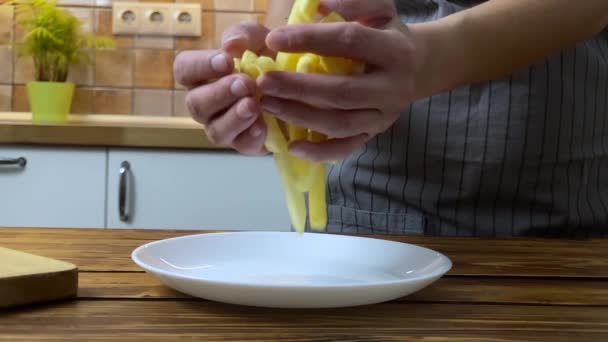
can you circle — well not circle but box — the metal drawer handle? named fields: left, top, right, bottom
left=119, top=161, right=131, bottom=222
left=0, top=157, right=27, bottom=168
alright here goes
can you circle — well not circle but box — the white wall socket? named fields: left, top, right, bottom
left=140, top=4, right=171, bottom=35
left=171, top=4, right=201, bottom=37
left=112, top=2, right=139, bottom=35
left=112, top=2, right=201, bottom=37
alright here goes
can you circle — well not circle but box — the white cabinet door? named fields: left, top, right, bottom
left=0, top=145, right=106, bottom=228
left=107, top=148, right=291, bottom=231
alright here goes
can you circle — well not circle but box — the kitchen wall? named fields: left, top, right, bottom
left=0, top=0, right=267, bottom=116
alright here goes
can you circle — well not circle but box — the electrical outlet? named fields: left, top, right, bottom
left=112, top=2, right=140, bottom=35
left=112, top=2, right=201, bottom=37
left=140, top=4, right=172, bottom=35
left=171, top=4, right=201, bottom=37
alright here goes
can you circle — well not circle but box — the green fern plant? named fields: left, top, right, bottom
left=2, top=0, right=115, bottom=82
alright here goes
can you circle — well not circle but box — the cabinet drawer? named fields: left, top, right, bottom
left=107, top=148, right=291, bottom=231
left=0, top=145, right=106, bottom=228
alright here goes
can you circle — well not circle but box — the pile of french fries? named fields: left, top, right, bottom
left=234, top=0, right=364, bottom=233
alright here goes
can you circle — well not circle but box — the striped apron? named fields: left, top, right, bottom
left=321, top=0, right=608, bottom=238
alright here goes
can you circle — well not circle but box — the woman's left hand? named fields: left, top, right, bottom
left=259, top=0, right=418, bottom=162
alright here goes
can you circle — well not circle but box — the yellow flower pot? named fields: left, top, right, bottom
left=27, top=81, right=74, bottom=123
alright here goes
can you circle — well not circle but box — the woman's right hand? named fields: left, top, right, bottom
left=174, top=21, right=273, bottom=155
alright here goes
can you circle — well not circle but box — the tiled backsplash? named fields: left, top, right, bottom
left=0, top=0, right=267, bottom=116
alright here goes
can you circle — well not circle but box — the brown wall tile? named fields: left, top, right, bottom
left=13, top=51, right=35, bottom=84
left=96, top=0, right=138, bottom=8
left=0, top=46, right=13, bottom=84
left=0, top=7, right=13, bottom=45
left=67, top=52, right=95, bottom=86
left=13, top=19, right=24, bottom=43
left=134, top=36, right=175, bottom=49
left=71, top=88, right=95, bottom=114
left=94, top=89, right=133, bottom=114
left=0, top=85, right=11, bottom=111
left=134, top=49, right=174, bottom=88
left=134, top=89, right=172, bottom=116
left=64, top=8, right=95, bottom=34
left=96, top=9, right=133, bottom=48
left=95, top=49, right=134, bottom=87
left=254, top=0, right=267, bottom=12
left=58, top=0, right=95, bottom=6
left=12, top=85, right=29, bottom=112
left=173, top=90, right=189, bottom=117
left=213, top=0, right=255, bottom=11
left=176, top=0, right=205, bottom=4
left=178, top=0, right=212, bottom=11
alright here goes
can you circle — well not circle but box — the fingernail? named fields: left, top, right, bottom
left=258, top=76, right=279, bottom=95
left=289, top=146, right=307, bottom=158
left=223, top=34, right=243, bottom=44
left=261, top=97, right=280, bottom=114
left=211, top=53, right=230, bottom=73
left=237, top=100, right=256, bottom=119
left=250, top=125, right=263, bottom=137
left=230, top=79, right=249, bottom=97
left=268, top=30, right=288, bottom=48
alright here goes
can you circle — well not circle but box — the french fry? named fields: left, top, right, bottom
left=308, top=131, right=328, bottom=230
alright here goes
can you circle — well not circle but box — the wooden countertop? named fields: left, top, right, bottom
left=0, top=112, right=225, bottom=150
left=1, top=228, right=607, bottom=341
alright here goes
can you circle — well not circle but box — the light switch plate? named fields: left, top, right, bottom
left=171, top=4, right=201, bottom=37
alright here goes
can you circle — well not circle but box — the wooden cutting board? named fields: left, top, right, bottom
left=0, top=247, right=78, bottom=309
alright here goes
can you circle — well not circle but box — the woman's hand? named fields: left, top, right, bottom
left=259, top=0, right=418, bottom=162
left=173, top=21, right=274, bottom=155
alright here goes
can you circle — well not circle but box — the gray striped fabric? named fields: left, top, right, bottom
left=322, top=0, right=608, bottom=238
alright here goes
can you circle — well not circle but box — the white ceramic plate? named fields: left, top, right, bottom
left=131, top=232, right=452, bottom=309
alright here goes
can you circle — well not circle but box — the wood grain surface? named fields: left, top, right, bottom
left=76, top=272, right=608, bottom=306
left=0, top=247, right=77, bottom=309
left=1, top=228, right=606, bottom=341
left=0, top=113, right=223, bottom=150
left=2, top=301, right=606, bottom=341
left=1, top=228, right=606, bottom=277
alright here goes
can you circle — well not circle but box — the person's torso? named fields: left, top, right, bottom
left=323, top=0, right=608, bottom=238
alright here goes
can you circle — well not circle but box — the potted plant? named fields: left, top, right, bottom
left=2, top=0, right=114, bottom=123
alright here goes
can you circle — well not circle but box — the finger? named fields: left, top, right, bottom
left=187, top=74, right=256, bottom=125
left=174, top=50, right=233, bottom=89
left=205, top=97, right=261, bottom=147
left=222, top=20, right=274, bottom=58
left=233, top=117, right=269, bottom=156
left=261, top=97, right=381, bottom=138
left=266, top=22, right=396, bottom=66
left=258, top=71, right=386, bottom=110
left=289, top=134, right=369, bottom=162
left=319, top=0, right=396, bottom=26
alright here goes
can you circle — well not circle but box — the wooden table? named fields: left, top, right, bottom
left=1, top=228, right=607, bottom=341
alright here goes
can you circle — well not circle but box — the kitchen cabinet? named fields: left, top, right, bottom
left=0, top=145, right=106, bottom=228
left=106, top=148, right=291, bottom=231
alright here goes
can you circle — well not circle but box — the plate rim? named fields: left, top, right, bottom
left=131, top=231, right=453, bottom=289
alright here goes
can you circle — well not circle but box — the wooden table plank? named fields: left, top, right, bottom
left=77, top=272, right=608, bottom=306
left=1, top=228, right=607, bottom=278
left=2, top=300, right=607, bottom=341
